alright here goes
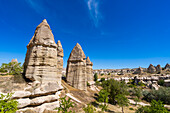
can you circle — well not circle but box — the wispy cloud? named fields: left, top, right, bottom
left=86, top=0, right=102, bottom=27
left=25, top=0, right=47, bottom=17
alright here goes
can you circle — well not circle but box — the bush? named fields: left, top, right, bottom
left=87, top=82, right=90, bottom=86
left=101, top=73, right=104, bottom=76
left=129, top=108, right=134, bottom=110
left=135, top=100, right=169, bottom=113
left=56, top=96, right=75, bottom=113
left=142, top=87, right=170, bottom=104
left=100, top=78, right=105, bottom=82
left=94, top=73, right=98, bottom=81
left=157, top=79, right=164, bottom=86
left=83, top=104, right=96, bottom=113
left=0, top=93, right=18, bottom=112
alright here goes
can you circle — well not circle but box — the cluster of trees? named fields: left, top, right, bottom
left=0, top=62, right=23, bottom=75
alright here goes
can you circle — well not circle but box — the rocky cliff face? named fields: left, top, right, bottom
left=66, top=43, right=93, bottom=91
left=24, top=19, right=63, bottom=86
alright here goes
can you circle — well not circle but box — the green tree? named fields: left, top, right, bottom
left=56, top=96, right=75, bottom=113
left=101, top=79, right=129, bottom=104
left=98, top=89, right=109, bottom=112
left=136, top=100, right=169, bottom=113
left=0, top=62, right=23, bottom=75
left=94, top=73, right=98, bottom=81
left=132, top=87, right=142, bottom=105
left=115, top=94, right=129, bottom=113
left=0, top=93, right=18, bottom=113
left=83, top=104, right=96, bottom=113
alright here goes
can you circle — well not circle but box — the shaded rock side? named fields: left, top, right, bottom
left=156, top=64, right=162, bottom=73
left=23, top=19, right=61, bottom=86
left=165, top=63, right=170, bottom=69
left=56, top=40, right=64, bottom=85
left=86, top=57, right=93, bottom=81
left=66, top=43, right=87, bottom=90
left=147, top=64, right=156, bottom=73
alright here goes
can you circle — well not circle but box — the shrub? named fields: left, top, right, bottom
left=94, top=73, right=98, bottom=81
left=100, top=78, right=105, bottom=82
left=135, top=100, right=169, bottom=113
left=83, top=104, right=96, bottom=113
left=0, top=93, right=18, bottom=113
left=142, top=87, right=170, bottom=104
left=129, top=107, right=134, bottom=110
left=56, top=96, right=75, bottom=113
left=101, top=73, right=104, bottom=76
left=157, top=79, right=164, bottom=86
left=87, top=82, right=90, bottom=86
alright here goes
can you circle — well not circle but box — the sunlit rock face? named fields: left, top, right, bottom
left=23, top=19, right=63, bottom=86
left=66, top=43, right=93, bottom=91
left=14, top=19, right=64, bottom=112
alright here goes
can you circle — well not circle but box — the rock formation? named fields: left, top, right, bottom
left=11, top=59, right=18, bottom=63
left=66, top=43, right=93, bottom=90
left=23, top=19, right=63, bottom=86
left=15, top=19, right=63, bottom=112
left=134, top=67, right=143, bottom=75
left=165, top=63, right=170, bottom=69
left=56, top=40, right=64, bottom=85
left=156, top=64, right=162, bottom=73
left=147, top=64, right=156, bottom=73
left=86, top=57, right=93, bottom=81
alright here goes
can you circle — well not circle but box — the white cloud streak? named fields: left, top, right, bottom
left=86, top=0, right=101, bottom=27
left=25, top=0, right=47, bottom=17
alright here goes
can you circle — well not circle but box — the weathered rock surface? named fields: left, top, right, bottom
left=134, top=67, right=143, bottom=75
left=66, top=43, right=93, bottom=90
left=147, top=64, right=156, bottom=73
left=15, top=19, right=63, bottom=112
left=23, top=19, right=63, bottom=86
left=156, top=64, right=162, bottom=73
left=165, top=63, right=170, bottom=69
left=56, top=40, right=64, bottom=85
left=86, top=57, right=93, bottom=81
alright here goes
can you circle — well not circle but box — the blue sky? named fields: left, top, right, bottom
left=0, top=0, right=170, bottom=69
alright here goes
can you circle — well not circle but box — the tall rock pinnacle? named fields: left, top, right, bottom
left=66, top=43, right=93, bottom=91
left=23, top=19, right=63, bottom=86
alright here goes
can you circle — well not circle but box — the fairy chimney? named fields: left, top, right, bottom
left=23, top=19, right=63, bottom=86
